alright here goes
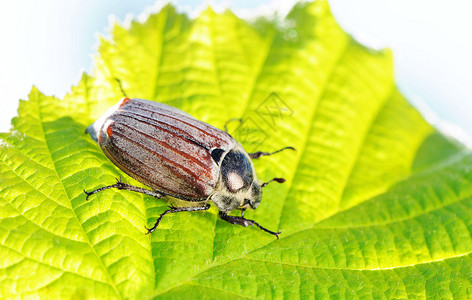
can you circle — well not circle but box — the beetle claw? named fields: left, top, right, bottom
left=83, top=189, right=92, bottom=200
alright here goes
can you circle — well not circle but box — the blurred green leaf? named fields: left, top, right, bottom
left=1, top=2, right=471, bottom=299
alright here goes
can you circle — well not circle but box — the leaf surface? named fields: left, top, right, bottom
left=1, top=2, right=470, bottom=299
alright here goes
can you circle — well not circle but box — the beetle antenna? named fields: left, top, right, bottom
left=261, top=177, right=286, bottom=188
left=114, top=78, right=128, bottom=98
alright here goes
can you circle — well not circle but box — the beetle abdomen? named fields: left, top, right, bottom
left=90, top=98, right=236, bottom=201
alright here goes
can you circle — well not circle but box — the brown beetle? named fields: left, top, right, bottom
left=85, top=98, right=293, bottom=238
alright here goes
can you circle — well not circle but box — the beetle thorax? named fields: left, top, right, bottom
left=211, top=147, right=262, bottom=212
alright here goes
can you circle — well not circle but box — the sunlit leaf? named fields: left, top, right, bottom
left=1, top=2, right=470, bottom=298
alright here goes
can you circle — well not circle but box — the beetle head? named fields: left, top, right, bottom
left=211, top=147, right=262, bottom=212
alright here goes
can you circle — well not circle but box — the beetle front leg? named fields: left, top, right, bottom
left=84, top=177, right=164, bottom=200
left=219, top=211, right=281, bottom=239
left=248, top=146, right=295, bottom=159
left=146, top=203, right=211, bottom=234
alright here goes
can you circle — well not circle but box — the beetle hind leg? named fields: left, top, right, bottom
left=218, top=211, right=281, bottom=239
left=146, top=203, right=211, bottom=234
left=84, top=177, right=165, bottom=200
left=223, top=118, right=242, bottom=132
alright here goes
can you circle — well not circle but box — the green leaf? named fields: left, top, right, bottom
left=1, top=2, right=471, bottom=298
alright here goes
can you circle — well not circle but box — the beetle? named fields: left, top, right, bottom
left=84, top=97, right=293, bottom=238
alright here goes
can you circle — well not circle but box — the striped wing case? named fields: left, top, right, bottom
left=87, top=98, right=236, bottom=201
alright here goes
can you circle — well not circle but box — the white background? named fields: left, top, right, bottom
left=0, top=0, right=471, bottom=144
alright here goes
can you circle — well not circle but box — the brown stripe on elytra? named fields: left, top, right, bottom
left=112, top=130, right=204, bottom=183
left=112, top=113, right=211, bottom=170
left=120, top=109, right=232, bottom=154
left=116, top=111, right=209, bottom=149
left=103, top=142, right=172, bottom=195
left=120, top=111, right=219, bottom=150
left=117, top=111, right=210, bottom=149
left=113, top=148, right=205, bottom=200
left=111, top=129, right=213, bottom=191
left=116, top=121, right=210, bottom=172
left=108, top=134, right=208, bottom=199
left=125, top=102, right=232, bottom=143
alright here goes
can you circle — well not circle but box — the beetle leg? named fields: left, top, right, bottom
left=248, top=146, right=295, bottom=159
left=114, top=78, right=128, bottom=98
left=146, top=203, right=211, bottom=234
left=223, top=118, right=242, bottom=133
left=84, top=178, right=164, bottom=200
left=218, top=211, right=281, bottom=239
